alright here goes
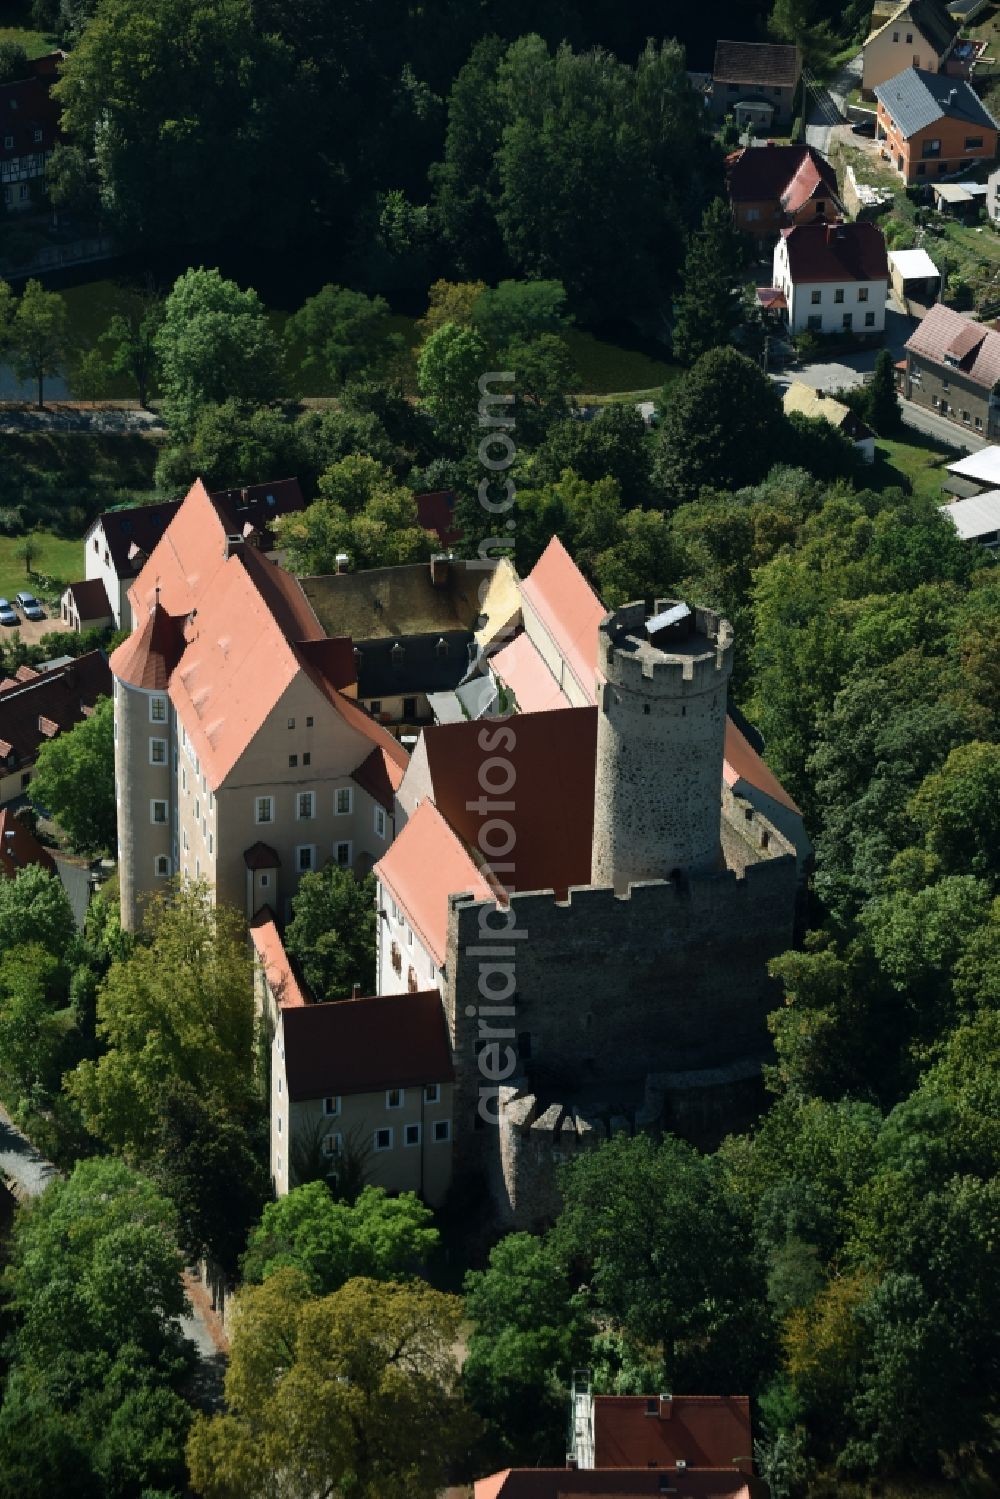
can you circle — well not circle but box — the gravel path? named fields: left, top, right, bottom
left=0, top=1103, right=59, bottom=1200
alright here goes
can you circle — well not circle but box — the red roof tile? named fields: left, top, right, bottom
left=281, top=988, right=454, bottom=1099
left=490, top=631, right=571, bottom=713
left=249, top=905, right=307, bottom=1009
left=780, top=222, right=889, bottom=284
left=594, top=1396, right=752, bottom=1473
left=109, top=600, right=186, bottom=690
left=0, top=808, right=56, bottom=879
left=723, top=718, right=801, bottom=814
left=352, top=744, right=406, bottom=813
left=415, top=489, right=463, bottom=548
left=476, top=1472, right=758, bottom=1499
left=725, top=144, right=838, bottom=208
left=65, top=578, right=113, bottom=621
left=0, top=652, right=110, bottom=768
left=244, top=842, right=280, bottom=870
left=375, top=799, right=495, bottom=964
left=296, top=637, right=357, bottom=693
left=519, top=537, right=605, bottom=702
left=780, top=151, right=839, bottom=214
left=905, top=302, right=1000, bottom=389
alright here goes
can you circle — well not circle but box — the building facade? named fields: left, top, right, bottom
left=902, top=300, right=1000, bottom=436
left=772, top=222, right=890, bottom=335
left=0, top=51, right=63, bottom=212
left=725, top=143, right=844, bottom=247
left=711, top=40, right=801, bottom=126
left=862, top=0, right=959, bottom=97
left=874, top=67, right=999, bottom=183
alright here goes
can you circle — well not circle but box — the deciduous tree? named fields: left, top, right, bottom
left=29, top=694, right=115, bottom=855
left=283, top=867, right=377, bottom=998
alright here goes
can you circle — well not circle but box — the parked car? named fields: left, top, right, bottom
left=0, top=598, right=17, bottom=627
left=15, top=592, right=45, bottom=622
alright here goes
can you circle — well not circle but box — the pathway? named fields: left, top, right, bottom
left=805, top=52, right=863, bottom=155
left=0, top=403, right=164, bottom=433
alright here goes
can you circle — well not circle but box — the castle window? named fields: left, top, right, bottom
left=336, top=787, right=353, bottom=815
left=296, top=790, right=315, bottom=820
left=154, top=855, right=170, bottom=877
left=386, top=1088, right=404, bottom=1109
left=260, top=873, right=269, bottom=888
left=433, top=1120, right=451, bottom=1143
left=149, top=737, right=167, bottom=764
left=303, top=752, right=311, bottom=766
left=321, top=1133, right=342, bottom=1157
left=149, top=696, right=167, bottom=722
left=255, top=795, right=273, bottom=824
left=288, top=754, right=298, bottom=767
left=404, top=1123, right=421, bottom=1147
left=306, top=716, right=313, bottom=727
left=287, top=718, right=295, bottom=729
left=296, top=844, right=315, bottom=873
left=374, top=1127, right=393, bottom=1152
left=335, top=840, right=352, bottom=867
left=643, top=705, right=650, bottom=715
left=424, top=1083, right=440, bottom=1104
left=761, top=830, right=770, bottom=850
left=403, top=696, right=417, bottom=719
left=324, top=1095, right=340, bottom=1116
left=150, top=800, right=168, bottom=825
left=374, top=806, right=386, bottom=838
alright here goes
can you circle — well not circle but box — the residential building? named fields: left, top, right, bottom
left=724, top=142, right=844, bottom=246
left=298, top=556, right=490, bottom=729
left=0, top=806, right=56, bottom=878
left=940, top=490, right=1000, bottom=542
left=268, top=979, right=455, bottom=1202
left=0, top=51, right=63, bottom=212
left=415, top=489, right=462, bottom=548
left=783, top=381, right=877, bottom=461
left=81, top=478, right=304, bottom=629
left=109, top=479, right=407, bottom=930
left=60, top=579, right=115, bottom=634
left=874, top=66, right=999, bottom=182
left=0, top=652, right=110, bottom=805
left=772, top=221, right=890, bottom=335
left=902, top=301, right=1000, bottom=435
left=711, top=40, right=801, bottom=127
left=862, top=0, right=959, bottom=97
left=932, top=178, right=989, bottom=215
left=888, top=246, right=942, bottom=305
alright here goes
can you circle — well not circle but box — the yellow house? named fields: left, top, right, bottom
left=862, top=0, right=959, bottom=98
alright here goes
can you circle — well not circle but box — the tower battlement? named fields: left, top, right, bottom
left=598, top=600, right=734, bottom=695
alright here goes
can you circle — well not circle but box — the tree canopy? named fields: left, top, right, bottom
left=29, top=694, right=116, bottom=856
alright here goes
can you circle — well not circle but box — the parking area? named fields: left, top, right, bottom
left=0, top=612, right=72, bottom=648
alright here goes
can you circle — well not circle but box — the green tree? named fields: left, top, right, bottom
left=672, top=198, right=746, bottom=366
left=187, top=1270, right=474, bottom=1499
left=67, top=884, right=256, bottom=1156
left=155, top=398, right=300, bottom=493
left=463, top=1232, right=591, bottom=1463
left=45, top=143, right=99, bottom=218
left=100, top=293, right=163, bottom=407
left=11, top=279, right=70, bottom=410
left=242, top=1181, right=438, bottom=1294
left=283, top=867, right=377, bottom=998
left=29, top=694, right=115, bottom=855
left=430, top=35, right=508, bottom=277
left=154, top=267, right=282, bottom=437
left=909, top=741, right=1000, bottom=882
left=0, top=944, right=71, bottom=1099
left=656, top=348, right=787, bottom=505
left=417, top=320, right=489, bottom=453
left=286, top=284, right=400, bottom=389
left=0, top=41, right=28, bottom=84
left=418, top=278, right=487, bottom=340
left=865, top=348, right=901, bottom=435
left=472, top=278, right=569, bottom=350
left=534, top=403, right=655, bottom=505
left=506, top=332, right=575, bottom=447
left=0, top=861, right=76, bottom=956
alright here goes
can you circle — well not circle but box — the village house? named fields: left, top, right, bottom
left=60, top=579, right=115, bottom=634
left=862, top=0, right=959, bottom=97
left=724, top=142, right=844, bottom=247
left=771, top=221, right=890, bottom=335
left=0, top=652, right=110, bottom=806
left=0, top=50, right=63, bottom=212
left=874, top=66, right=999, bottom=183
left=783, top=381, right=877, bottom=461
left=902, top=300, right=1000, bottom=436
left=710, top=40, right=801, bottom=128
left=78, top=478, right=305, bottom=631
left=0, top=805, right=56, bottom=878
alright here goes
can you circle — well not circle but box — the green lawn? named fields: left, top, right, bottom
left=0, top=0, right=57, bottom=57
left=0, top=531, right=80, bottom=600
left=563, top=330, right=676, bottom=396
left=872, top=431, right=959, bottom=503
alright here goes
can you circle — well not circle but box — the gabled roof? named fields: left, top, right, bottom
left=779, top=221, right=889, bottom=284
left=374, top=799, right=495, bottom=965
left=249, top=905, right=306, bottom=1009
left=490, top=631, right=571, bottom=713
left=475, top=1472, right=758, bottom=1499
left=905, top=302, right=1000, bottom=389
left=874, top=66, right=999, bottom=136
left=780, top=150, right=842, bottom=214
left=726, top=144, right=819, bottom=204
left=90, top=500, right=183, bottom=581
left=0, top=652, right=110, bottom=767
left=713, top=39, right=800, bottom=86
left=594, top=1395, right=752, bottom=1473
left=940, top=490, right=1000, bottom=538
left=352, top=744, right=406, bottom=812
left=418, top=707, right=599, bottom=896
left=781, top=382, right=873, bottom=443
left=299, top=558, right=487, bottom=642
left=520, top=536, right=605, bottom=701
left=0, top=807, right=56, bottom=879
left=282, top=989, right=454, bottom=1099
left=868, top=0, right=958, bottom=56
left=63, top=578, right=113, bottom=621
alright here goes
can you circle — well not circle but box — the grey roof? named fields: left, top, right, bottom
left=879, top=0, right=959, bottom=56
left=874, top=66, right=1000, bottom=136
left=940, top=490, right=1000, bottom=539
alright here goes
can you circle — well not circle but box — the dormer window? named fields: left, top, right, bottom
left=944, top=352, right=959, bottom=368
left=435, top=637, right=448, bottom=657
left=391, top=642, right=404, bottom=667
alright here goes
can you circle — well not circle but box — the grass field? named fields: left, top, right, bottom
left=872, top=430, right=960, bottom=503
left=0, top=0, right=56, bottom=57
left=0, top=531, right=80, bottom=600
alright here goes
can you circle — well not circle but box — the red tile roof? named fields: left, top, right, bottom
left=64, top=578, right=113, bottom=621
left=725, top=144, right=838, bottom=208
left=519, top=536, right=605, bottom=702
left=0, top=808, right=56, bottom=879
left=906, top=302, right=1000, bottom=389
left=476, top=1472, right=758, bottom=1499
left=375, top=799, right=495, bottom=964
left=490, top=631, right=571, bottom=714
left=713, top=39, right=800, bottom=86
left=415, top=489, right=463, bottom=548
left=296, top=637, right=357, bottom=693
left=0, top=652, right=111, bottom=768
left=780, top=222, right=889, bottom=284
left=249, top=905, right=307, bottom=1009
left=109, top=600, right=186, bottom=690
left=352, top=744, right=406, bottom=812
left=594, top=1396, right=752, bottom=1473
left=723, top=718, right=801, bottom=814
left=780, top=151, right=840, bottom=215
left=281, top=988, right=454, bottom=1099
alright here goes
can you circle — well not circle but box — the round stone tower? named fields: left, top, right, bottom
left=591, top=599, right=734, bottom=894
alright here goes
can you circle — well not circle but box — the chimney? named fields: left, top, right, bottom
left=335, top=552, right=350, bottom=574
left=949, top=87, right=958, bottom=104
left=430, top=553, right=449, bottom=587
left=224, top=534, right=243, bottom=558
left=351, top=982, right=361, bottom=999
left=242, top=521, right=261, bottom=548
left=659, top=1393, right=673, bottom=1420
left=826, top=223, right=835, bottom=245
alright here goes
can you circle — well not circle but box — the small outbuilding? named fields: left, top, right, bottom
left=940, top=489, right=1000, bottom=542
left=888, top=246, right=942, bottom=305
left=783, top=381, right=877, bottom=461
left=946, top=445, right=1000, bottom=491
left=60, top=578, right=114, bottom=633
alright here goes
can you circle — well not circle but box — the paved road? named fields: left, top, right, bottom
left=0, top=1104, right=59, bottom=1199
left=805, top=52, right=862, bottom=154
left=899, top=399, right=987, bottom=451
left=0, top=404, right=163, bottom=432
left=770, top=302, right=917, bottom=395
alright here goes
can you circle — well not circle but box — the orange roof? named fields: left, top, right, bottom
left=0, top=807, right=56, bottom=878
left=249, top=906, right=307, bottom=1009
left=594, top=1395, right=752, bottom=1473
left=519, top=536, right=605, bottom=703
left=475, top=1473, right=757, bottom=1499
left=128, top=478, right=230, bottom=621
left=352, top=744, right=406, bottom=812
left=109, top=600, right=186, bottom=690
left=723, top=718, right=800, bottom=815
left=490, top=632, right=571, bottom=713
left=419, top=708, right=598, bottom=897
left=374, top=799, right=494, bottom=965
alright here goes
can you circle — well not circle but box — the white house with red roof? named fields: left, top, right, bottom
left=772, top=221, right=890, bottom=335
